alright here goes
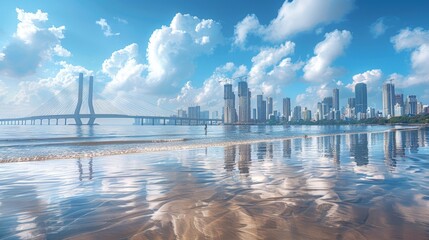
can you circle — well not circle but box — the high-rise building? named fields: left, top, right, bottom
left=266, top=97, right=273, bottom=118
left=293, top=106, right=302, bottom=121
left=252, top=108, right=256, bottom=121
left=257, top=95, right=266, bottom=123
left=302, top=107, right=312, bottom=121
left=200, top=110, right=209, bottom=119
left=177, top=109, right=187, bottom=118
left=238, top=81, right=251, bottom=123
left=322, top=97, right=333, bottom=120
left=382, top=82, right=395, bottom=118
left=394, top=103, right=403, bottom=117
left=333, top=88, right=339, bottom=111
left=395, top=94, right=404, bottom=107
left=188, top=106, right=200, bottom=119
left=348, top=97, right=356, bottom=108
left=417, top=102, right=424, bottom=114
left=212, top=111, right=219, bottom=119
left=406, top=95, right=417, bottom=115
left=223, top=84, right=237, bottom=124
left=283, top=97, right=291, bottom=122
left=355, top=83, right=367, bottom=116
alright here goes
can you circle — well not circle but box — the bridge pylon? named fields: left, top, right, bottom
left=74, top=73, right=96, bottom=125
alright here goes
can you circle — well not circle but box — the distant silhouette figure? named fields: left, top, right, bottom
left=204, top=124, right=207, bottom=135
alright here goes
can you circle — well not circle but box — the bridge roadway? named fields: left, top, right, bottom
left=0, top=114, right=223, bottom=126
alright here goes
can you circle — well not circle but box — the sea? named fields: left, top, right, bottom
left=0, top=124, right=428, bottom=239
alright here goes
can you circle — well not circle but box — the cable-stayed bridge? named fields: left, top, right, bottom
left=0, top=73, right=222, bottom=126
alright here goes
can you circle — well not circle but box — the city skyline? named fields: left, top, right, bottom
left=0, top=0, right=429, bottom=118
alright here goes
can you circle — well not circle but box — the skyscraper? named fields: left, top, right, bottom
left=293, top=106, right=302, bottom=121
left=266, top=97, right=273, bottom=118
left=282, top=97, right=291, bottom=121
left=257, top=95, right=266, bottom=123
left=188, top=106, right=200, bottom=119
left=355, top=83, right=367, bottom=116
left=238, top=81, right=251, bottom=123
left=223, top=84, right=237, bottom=124
left=395, top=94, right=404, bottom=107
left=382, top=82, right=395, bottom=118
left=333, top=88, right=339, bottom=111
left=348, top=97, right=356, bottom=108
left=406, top=95, right=417, bottom=115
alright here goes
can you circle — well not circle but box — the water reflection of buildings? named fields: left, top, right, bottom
left=384, top=132, right=397, bottom=168
left=256, top=142, right=273, bottom=161
left=283, top=140, right=291, bottom=158
left=349, top=133, right=369, bottom=166
left=224, top=146, right=236, bottom=172
left=238, top=144, right=251, bottom=174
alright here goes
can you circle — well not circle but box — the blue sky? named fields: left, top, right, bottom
left=0, top=0, right=428, bottom=117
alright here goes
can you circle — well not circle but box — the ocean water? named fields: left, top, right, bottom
left=0, top=125, right=428, bottom=239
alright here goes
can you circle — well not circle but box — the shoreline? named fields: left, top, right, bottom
left=0, top=125, right=424, bottom=164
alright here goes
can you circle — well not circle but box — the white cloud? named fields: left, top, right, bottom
left=13, top=61, right=91, bottom=105
left=248, top=41, right=302, bottom=96
left=164, top=62, right=247, bottom=112
left=390, top=28, right=429, bottom=87
left=114, top=17, right=128, bottom=24
left=102, top=43, right=146, bottom=94
left=53, top=44, right=71, bottom=57
left=15, top=8, right=48, bottom=44
left=233, top=0, right=354, bottom=45
left=391, top=27, right=429, bottom=51
left=296, top=83, right=333, bottom=110
left=303, top=29, right=352, bottom=83
left=370, top=18, right=388, bottom=38
left=233, top=14, right=263, bottom=47
left=96, top=18, right=120, bottom=37
left=102, top=13, right=223, bottom=96
left=346, top=69, right=383, bottom=92
left=0, top=53, right=4, bottom=61
left=0, top=8, right=70, bottom=77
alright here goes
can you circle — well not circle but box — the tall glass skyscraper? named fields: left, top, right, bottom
left=333, top=88, right=339, bottom=111
left=238, top=81, right=251, bottom=123
left=382, top=82, right=395, bottom=118
left=282, top=97, right=291, bottom=121
left=355, top=83, right=367, bottom=115
left=223, top=84, right=236, bottom=124
left=257, top=95, right=266, bottom=123
left=266, top=97, right=273, bottom=118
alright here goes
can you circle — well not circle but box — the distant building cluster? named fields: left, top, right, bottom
left=174, top=79, right=428, bottom=125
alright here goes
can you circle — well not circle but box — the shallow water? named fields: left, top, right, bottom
left=0, top=126, right=428, bottom=239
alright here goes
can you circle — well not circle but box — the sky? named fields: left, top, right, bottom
left=0, top=0, right=428, bottom=117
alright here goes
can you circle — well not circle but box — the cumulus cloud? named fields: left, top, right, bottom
left=303, top=29, right=352, bottom=82
left=370, top=18, right=388, bottom=38
left=0, top=8, right=70, bottom=77
left=233, top=14, right=263, bottom=47
left=346, top=69, right=383, bottom=92
left=295, top=82, right=338, bottom=111
left=102, top=13, right=223, bottom=96
left=102, top=43, right=146, bottom=94
left=233, top=0, right=354, bottom=46
left=163, top=62, right=247, bottom=112
left=96, top=18, right=120, bottom=37
left=248, top=41, right=302, bottom=96
left=390, top=27, right=429, bottom=87
left=13, top=61, right=91, bottom=105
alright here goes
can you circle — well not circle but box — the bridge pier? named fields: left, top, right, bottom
left=65, top=118, right=67, bottom=125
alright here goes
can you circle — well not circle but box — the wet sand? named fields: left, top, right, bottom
left=0, top=128, right=428, bottom=239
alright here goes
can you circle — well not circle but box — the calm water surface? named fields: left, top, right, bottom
left=0, top=125, right=428, bottom=239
